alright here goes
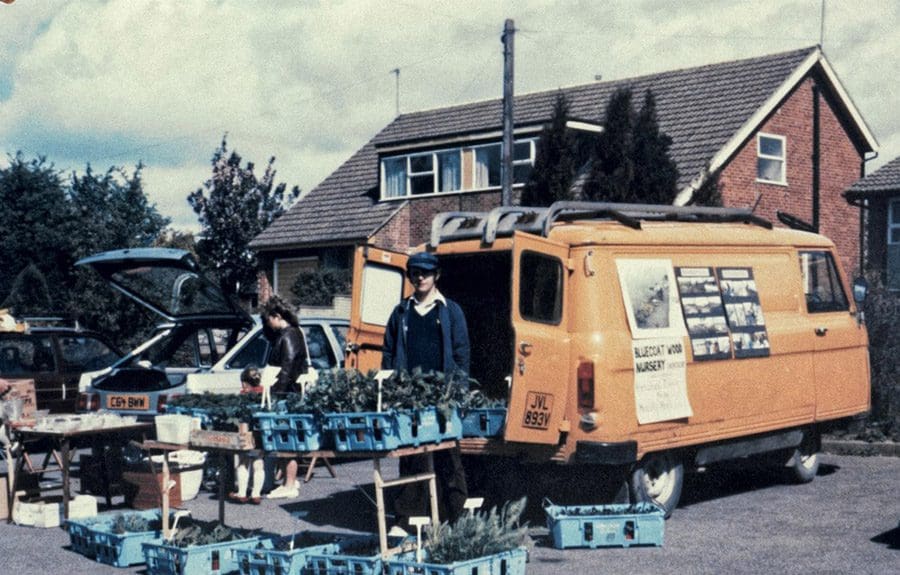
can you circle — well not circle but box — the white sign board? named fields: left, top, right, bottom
left=632, top=337, right=692, bottom=424
left=616, top=259, right=686, bottom=340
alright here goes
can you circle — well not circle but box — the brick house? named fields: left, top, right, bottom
left=250, top=46, right=877, bottom=307
left=844, top=155, right=900, bottom=289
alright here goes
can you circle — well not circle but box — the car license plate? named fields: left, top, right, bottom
left=107, top=394, right=149, bottom=410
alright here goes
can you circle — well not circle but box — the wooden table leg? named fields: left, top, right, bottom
left=60, top=438, right=71, bottom=520
left=425, top=452, right=439, bottom=530
left=218, top=451, right=227, bottom=524
left=373, top=458, right=388, bottom=559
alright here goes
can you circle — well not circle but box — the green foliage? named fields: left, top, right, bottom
left=112, top=513, right=156, bottom=534
left=2, top=263, right=52, bottom=315
left=522, top=93, right=580, bottom=207
left=167, top=393, right=263, bottom=431
left=168, top=519, right=253, bottom=548
left=0, top=153, right=169, bottom=347
left=854, top=272, right=900, bottom=441
left=688, top=167, right=723, bottom=207
left=584, top=88, right=679, bottom=205
left=424, top=497, right=528, bottom=564
left=283, top=368, right=481, bottom=418
left=291, top=267, right=352, bottom=307
left=188, top=136, right=300, bottom=300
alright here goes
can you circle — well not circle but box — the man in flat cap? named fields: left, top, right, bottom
left=382, top=251, right=470, bottom=529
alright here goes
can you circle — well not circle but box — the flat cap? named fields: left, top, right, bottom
left=407, top=251, right=439, bottom=271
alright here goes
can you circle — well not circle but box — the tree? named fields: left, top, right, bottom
left=188, top=137, right=300, bottom=300
left=521, top=93, right=579, bottom=206
left=585, top=88, right=636, bottom=202
left=2, top=263, right=52, bottom=316
left=583, top=87, right=680, bottom=205
left=631, top=90, right=679, bottom=204
left=291, top=268, right=352, bottom=307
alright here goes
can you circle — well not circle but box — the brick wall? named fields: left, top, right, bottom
left=372, top=190, right=503, bottom=250
left=718, top=76, right=864, bottom=273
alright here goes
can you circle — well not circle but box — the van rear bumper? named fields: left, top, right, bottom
left=574, top=440, right=638, bottom=465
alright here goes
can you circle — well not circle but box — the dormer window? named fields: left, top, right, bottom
left=380, top=138, right=536, bottom=200
left=757, top=133, right=786, bottom=184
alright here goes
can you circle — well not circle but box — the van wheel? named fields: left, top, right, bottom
left=630, top=451, right=683, bottom=518
left=787, top=436, right=819, bottom=484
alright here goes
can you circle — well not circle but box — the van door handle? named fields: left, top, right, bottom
left=815, top=327, right=828, bottom=336
left=518, top=341, right=533, bottom=355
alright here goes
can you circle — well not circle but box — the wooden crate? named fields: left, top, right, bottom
left=189, top=425, right=254, bottom=450
left=121, top=470, right=182, bottom=510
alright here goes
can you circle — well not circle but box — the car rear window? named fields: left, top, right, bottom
left=0, top=336, right=55, bottom=374
left=59, top=335, right=120, bottom=371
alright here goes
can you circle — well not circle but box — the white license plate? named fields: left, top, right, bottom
left=106, top=394, right=149, bottom=410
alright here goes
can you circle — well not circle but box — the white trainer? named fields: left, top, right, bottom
left=267, top=481, right=300, bottom=499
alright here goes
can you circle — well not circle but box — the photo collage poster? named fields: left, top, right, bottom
left=717, top=267, right=770, bottom=359
left=675, top=267, right=732, bottom=361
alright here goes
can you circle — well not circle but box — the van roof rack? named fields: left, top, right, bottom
left=429, top=201, right=773, bottom=246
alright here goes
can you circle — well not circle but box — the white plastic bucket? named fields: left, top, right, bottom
left=150, top=449, right=206, bottom=500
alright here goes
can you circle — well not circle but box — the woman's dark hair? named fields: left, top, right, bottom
left=261, top=295, right=299, bottom=328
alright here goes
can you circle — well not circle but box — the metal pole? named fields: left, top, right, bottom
left=501, top=19, right=515, bottom=206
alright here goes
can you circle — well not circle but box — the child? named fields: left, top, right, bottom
left=229, top=366, right=266, bottom=504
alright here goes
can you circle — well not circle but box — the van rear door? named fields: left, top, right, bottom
left=346, top=245, right=410, bottom=372
left=505, top=232, right=571, bottom=445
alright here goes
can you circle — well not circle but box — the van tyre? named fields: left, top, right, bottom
left=630, top=451, right=683, bottom=518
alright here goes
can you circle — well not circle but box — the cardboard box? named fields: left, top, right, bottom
left=1, top=378, right=37, bottom=420
left=122, top=470, right=183, bottom=510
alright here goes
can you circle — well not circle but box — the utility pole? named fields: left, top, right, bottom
left=391, top=68, right=401, bottom=116
left=501, top=19, right=515, bottom=206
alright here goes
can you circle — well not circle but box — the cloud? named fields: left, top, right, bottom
left=1, top=0, right=899, bottom=230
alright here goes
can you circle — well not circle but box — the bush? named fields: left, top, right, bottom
left=290, top=267, right=351, bottom=307
left=855, top=273, right=900, bottom=441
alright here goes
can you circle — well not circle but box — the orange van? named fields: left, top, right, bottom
left=346, top=202, right=870, bottom=516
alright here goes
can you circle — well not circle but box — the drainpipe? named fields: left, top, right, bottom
left=812, top=84, right=821, bottom=233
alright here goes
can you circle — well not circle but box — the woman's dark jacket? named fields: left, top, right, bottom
left=267, top=325, right=308, bottom=394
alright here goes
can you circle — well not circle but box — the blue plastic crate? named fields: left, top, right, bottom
left=302, top=537, right=415, bottom=575
left=543, top=500, right=665, bottom=548
left=324, top=408, right=460, bottom=452
left=460, top=408, right=506, bottom=438
left=143, top=535, right=267, bottom=575
left=92, top=509, right=171, bottom=567
left=385, top=547, right=527, bottom=575
left=235, top=533, right=375, bottom=575
left=66, top=508, right=165, bottom=561
left=255, top=412, right=325, bottom=452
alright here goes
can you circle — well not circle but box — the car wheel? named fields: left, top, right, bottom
left=630, top=450, right=684, bottom=518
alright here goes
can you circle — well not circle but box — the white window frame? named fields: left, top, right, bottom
left=380, top=138, right=537, bottom=199
left=889, top=198, right=900, bottom=245
left=756, top=133, right=787, bottom=185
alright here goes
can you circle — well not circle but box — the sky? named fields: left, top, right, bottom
left=1, top=0, right=898, bottom=232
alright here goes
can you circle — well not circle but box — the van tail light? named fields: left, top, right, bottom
left=156, top=395, right=169, bottom=413
left=577, top=361, right=595, bottom=409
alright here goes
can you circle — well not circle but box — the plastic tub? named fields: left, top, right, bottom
left=150, top=450, right=206, bottom=501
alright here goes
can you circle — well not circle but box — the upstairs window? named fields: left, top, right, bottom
left=382, top=149, right=462, bottom=198
left=381, top=138, right=536, bottom=199
left=757, top=133, right=786, bottom=184
left=800, top=251, right=848, bottom=313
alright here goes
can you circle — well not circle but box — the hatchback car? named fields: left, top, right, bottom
left=0, top=323, right=122, bottom=413
left=74, top=247, right=347, bottom=418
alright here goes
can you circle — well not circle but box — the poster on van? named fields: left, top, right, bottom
left=632, top=337, right=692, bottom=424
left=616, top=259, right=687, bottom=340
left=717, top=267, right=770, bottom=358
left=675, top=267, right=732, bottom=361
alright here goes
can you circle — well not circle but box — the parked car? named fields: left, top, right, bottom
left=74, top=247, right=348, bottom=419
left=0, top=320, right=122, bottom=413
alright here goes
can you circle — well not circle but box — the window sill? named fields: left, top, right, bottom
left=755, top=178, right=788, bottom=187
left=380, top=185, right=523, bottom=201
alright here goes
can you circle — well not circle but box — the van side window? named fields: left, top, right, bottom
left=519, top=251, right=563, bottom=324
left=801, top=251, right=848, bottom=313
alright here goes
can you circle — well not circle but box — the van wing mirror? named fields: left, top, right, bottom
left=852, top=277, right=868, bottom=304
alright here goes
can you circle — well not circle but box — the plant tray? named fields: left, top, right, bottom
left=385, top=547, right=527, bottom=575
left=255, top=413, right=326, bottom=452
left=165, top=406, right=212, bottom=428
left=302, top=536, right=415, bottom=575
left=189, top=428, right=255, bottom=450
left=460, top=408, right=507, bottom=438
left=324, top=408, right=460, bottom=452
left=234, top=533, right=373, bottom=575
left=143, top=535, right=267, bottom=575
left=66, top=509, right=166, bottom=563
left=543, top=500, right=665, bottom=548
